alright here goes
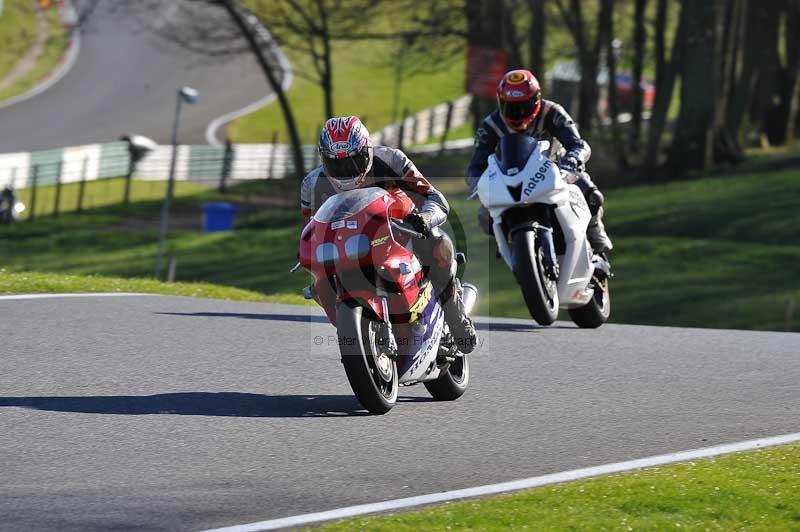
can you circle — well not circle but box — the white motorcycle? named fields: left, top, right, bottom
left=474, top=134, right=611, bottom=328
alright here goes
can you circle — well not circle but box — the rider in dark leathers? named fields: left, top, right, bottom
left=466, top=69, right=613, bottom=253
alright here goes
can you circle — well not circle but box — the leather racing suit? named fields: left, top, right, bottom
left=466, top=100, right=612, bottom=253
left=301, top=145, right=477, bottom=352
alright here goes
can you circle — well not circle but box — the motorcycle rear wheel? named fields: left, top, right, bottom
left=337, top=301, right=398, bottom=414
left=424, top=354, right=469, bottom=401
left=568, top=277, right=610, bottom=329
left=512, top=229, right=559, bottom=325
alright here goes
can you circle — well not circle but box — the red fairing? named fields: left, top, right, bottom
left=299, top=189, right=423, bottom=326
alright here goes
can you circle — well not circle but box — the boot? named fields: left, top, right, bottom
left=587, top=206, right=613, bottom=253
left=441, top=278, right=478, bottom=354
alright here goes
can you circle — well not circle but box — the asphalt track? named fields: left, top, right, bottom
left=0, top=294, right=798, bottom=531
left=0, top=0, right=273, bottom=153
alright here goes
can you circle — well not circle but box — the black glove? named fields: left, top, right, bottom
left=559, top=156, right=582, bottom=175
left=404, top=211, right=433, bottom=237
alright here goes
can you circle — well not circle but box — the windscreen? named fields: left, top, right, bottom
left=313, top=187, right=388, bottom=223
left=497, top=134, right=539, bottom=175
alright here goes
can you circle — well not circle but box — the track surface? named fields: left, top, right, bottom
left=0, top=295, right=797, bottom=531
left=0, top=0, right=271, bottom=153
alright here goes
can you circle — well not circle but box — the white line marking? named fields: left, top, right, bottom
left=205, top=23, right=294, bottom=146
left=0, top=3, right=81, bottom=111
left=198, top=432, right=800, bottom=532
left=0, top=293, right=154, bottom=301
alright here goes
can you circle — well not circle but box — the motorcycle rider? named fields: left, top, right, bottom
left=466, top=69, right=613, bottom=253
left=301, top=116, right=478, bottom=354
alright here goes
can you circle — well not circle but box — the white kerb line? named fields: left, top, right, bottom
left=0, top=293, right=156, bottom=301
left=198, top=431, right=800, bottom=532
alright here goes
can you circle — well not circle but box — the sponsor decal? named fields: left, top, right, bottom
left=523, top=159, right=553, bottom=196
left=507, top=167, right=520, bottom=176
left=507, top=90, right=526, bottom=98
left=408, top=282, right=433, bottom=323
left=331, top=220, right=345, bottom=230
left=371, top=235, right=390, bottom=247
left=330, top=141, right=351, bottom=153
left=346, top=220, right=358, bottom=229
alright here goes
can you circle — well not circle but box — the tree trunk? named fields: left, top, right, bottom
left=466, top=0, right=507, bottom=122
left=504, top=0, right=525, bottom=70
left=221, top=0, right=305, bottom=177
left=726, top=1, right=779, bottom=149
left=316, top=0, right=335, bottom=120
left=630, top=0, right=646, bottom=153
left=778, top=0, right=800, bottom=143
left=557, top=0, right=599, bottom=131
left=642, top=0, right=683, bottom=176
left=601, top=0, right=628, bottom=170
left=712, top=0, right=746, bottom=163
left=526, top=0, right=545, bottom=76
left=668, top=1, right=718, bottom=173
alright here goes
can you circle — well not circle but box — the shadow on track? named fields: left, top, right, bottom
left=475, top=321, right=575, bottom=332
left=0, top=392, right=429, bottom=417
left=157, top=312, right=329, bottom=324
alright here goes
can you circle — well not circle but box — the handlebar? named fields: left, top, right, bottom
left=390, top=218, right=427, bottom=239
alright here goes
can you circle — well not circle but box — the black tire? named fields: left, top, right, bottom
left=336, top=302, right=398, bottom=414
left=424, top=355, right=469, bottom=401
left=511, top=229, right=559, bottom=325
left=568, top=278, right=611, bottom=328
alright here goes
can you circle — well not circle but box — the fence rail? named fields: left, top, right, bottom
left=0, top=94, right=475, bottom=196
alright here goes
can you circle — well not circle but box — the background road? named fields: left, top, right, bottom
left=0, top=0, right=274, bottom=153
left=0, top=294, right=797, bottom=531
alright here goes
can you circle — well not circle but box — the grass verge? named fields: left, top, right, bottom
left=229, top=3, right=465, bottom=144
left=1, top=162, right=798, bottom=332
left=0, top=0, right=39, bottom=83
left=313, top=443, right=800, bottom=531
left=0, top=270, right=304, bottom=303
left=0, top=5, right=70, bottom=103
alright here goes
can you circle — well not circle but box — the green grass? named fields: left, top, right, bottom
left=1, top=164, right=798, bottom=331
left=0, top=4, right=70, bottom=102
left=440, top=166, right=800, bottom=331
left=16, top=177, right=209, bottom=218
left=229, top=3, right=466, bottom=144
left=0, top=0, right=39, bottom=82
left=0, top=270, right=295, bottom=302
left=313, top=443, right=800, bottom=531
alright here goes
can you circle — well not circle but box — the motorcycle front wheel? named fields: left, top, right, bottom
left=336, top=301, right=398, bottom=414
left=511, top=229, right=559, bottom=325
left=568, top=276, right=610, bottom=329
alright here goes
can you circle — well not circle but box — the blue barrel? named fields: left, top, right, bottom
left=202, top=202, right=238, bottom=232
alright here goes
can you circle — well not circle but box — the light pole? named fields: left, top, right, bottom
left=155, top=86, right=198, bottom=280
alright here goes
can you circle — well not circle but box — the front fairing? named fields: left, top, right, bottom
left=476, top=141, right=569, bottom=220
left=299, top=187, right=423, bottom=324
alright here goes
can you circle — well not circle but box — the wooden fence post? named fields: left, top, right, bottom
left=439, top=100, right=455, bottom=156
left=219, top=139, right=234, bottom=192
left=398, top=108, right=409, bottom=151
left=77, top=157, right=88, bottom=213
left=267, top=131, right=278, bottom=179
left=53, top=160, right=63, bottom=217
left=28, top=164, right=38, bottom=222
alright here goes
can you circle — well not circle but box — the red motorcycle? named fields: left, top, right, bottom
left=298, top=186, right=478, bottom=414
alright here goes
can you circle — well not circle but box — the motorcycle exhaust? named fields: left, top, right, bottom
left=461, top=282, right=478, bottom=316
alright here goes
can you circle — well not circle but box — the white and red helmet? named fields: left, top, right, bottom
left=318, top=116, right=374, bottom=191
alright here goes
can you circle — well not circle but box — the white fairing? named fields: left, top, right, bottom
left=476, top=141, right=595, bottom=308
